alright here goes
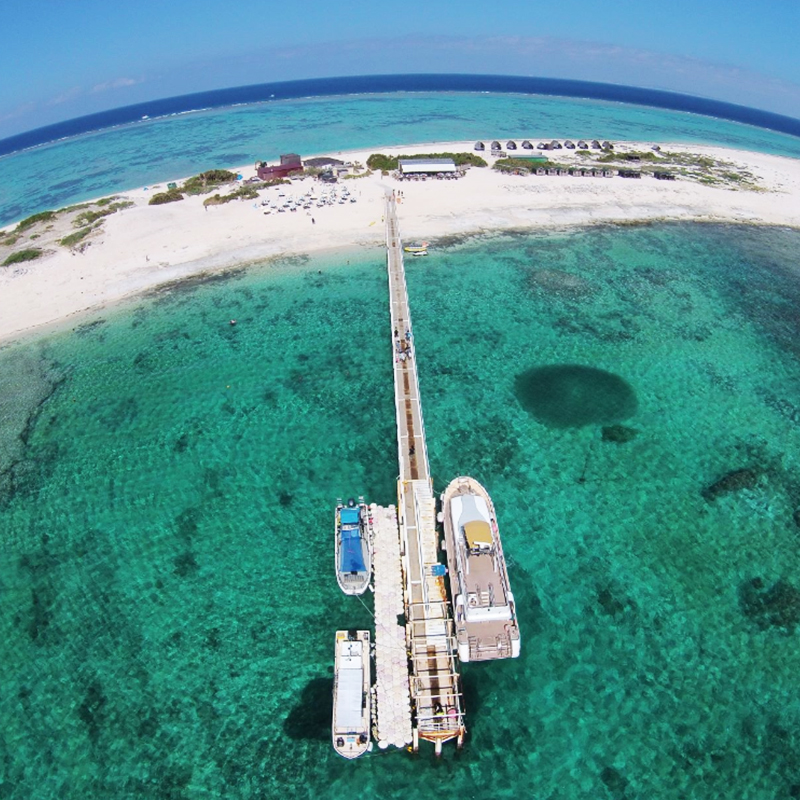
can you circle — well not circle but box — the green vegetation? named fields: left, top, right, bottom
left=1, top=233, right=20, bottom=247
left=149, top=189, right=185, bottom=205
left=596, top=150, right=659, bottom=163
left=343, top=170, right=373, bottom=180
left=3, top=248, right=43, bottom=266
left=60, top=227, right=95, bottom=247
left=94, top=196, right=118, bottom=207
left=15, top=211, right=56, bottom=232
left=182, top=170, right=238, bottom=195
left=73, top=201, right=133, bottom=226
left=494, top=158, right=570, bottom=173
left=203, top=185, right=260, bottom=206
left=366, top=152, right=487, bottom=171
left=570, top=148, right=762, bottom=190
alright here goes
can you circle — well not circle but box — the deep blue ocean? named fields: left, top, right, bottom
left=4, top=74, right=800, bottom=158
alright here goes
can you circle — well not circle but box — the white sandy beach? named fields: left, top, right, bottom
left=1, top=139, right=799, bottom=343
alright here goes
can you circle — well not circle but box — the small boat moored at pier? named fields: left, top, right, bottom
left=332, top=630, right=372, bottom=759
left=441, top=476, right=521, bottom=662
left=404, top=241, right=429, bottom=253
left=335, top=498, right=372, bottom=595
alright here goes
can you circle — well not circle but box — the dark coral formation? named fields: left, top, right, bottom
left=702, top=468, right=760, bottom=501
left=601, top=425, right=639, bottom=444
left=600, top=766, right=631, bottom=799
left=529, top=269, right=591, bottom=297
left=515, top=364, right=638, bottom=429
left=597, top=586, right=637, bottom=618
left=739, top=577, right=800, bottom=632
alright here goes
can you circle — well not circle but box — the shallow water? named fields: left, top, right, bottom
left=2, top=224, right=800, bottom=798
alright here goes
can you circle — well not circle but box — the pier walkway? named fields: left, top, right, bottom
left=370, top=503, right=413, bottom=750
left=384, top=195, right=465, bottom=753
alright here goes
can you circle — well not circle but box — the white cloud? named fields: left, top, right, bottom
left=47, top=86, right=83, bottom=106
left=91, top=77, right=141, bottom=94
left=0, top=101, right=36, bottom=123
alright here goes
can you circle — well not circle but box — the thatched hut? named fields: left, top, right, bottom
left=577, top=141, right=588, bottom=149
left=474, top=141, right=485, bottom=151
left=564, top=140, right=575, bottom=149
left=602, top=141, right=613, bottom=150
left=550, top=140, right=562, bottom=149
left=506, top=140, right=517, bottom=150
left=521, top=140, right=533, bottom=149
left=591, top=140, right=601, bottom=149
left=491, top=141, right=502, bottom=151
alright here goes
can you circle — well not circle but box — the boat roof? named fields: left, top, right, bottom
left=452, top=493, right=492, bottom=549
left=340, top=507, right=360, bottom=525
left=335, top=640, right=365, bottom=731
left=340, top=529, right=366, bottom=573
left=464, top=520, right=492, bottom=548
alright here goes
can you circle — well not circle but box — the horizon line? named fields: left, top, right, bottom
left=2, top=73, right=800, bottom=158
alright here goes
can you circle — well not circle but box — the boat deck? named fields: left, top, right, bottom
left=442, top=477, right=520, bottom=662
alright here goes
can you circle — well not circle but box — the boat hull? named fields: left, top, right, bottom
left=332, top=630, right=371, bottom=759
left=335, top=501, right=373, bottom=596
left=441, top=476, right=521, bottom=662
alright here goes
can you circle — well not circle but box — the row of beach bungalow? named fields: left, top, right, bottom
left=502, top=166, right=677, bottom=180
left=476, top=139, right=614, bottom=153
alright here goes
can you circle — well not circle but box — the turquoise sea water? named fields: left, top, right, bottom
left=3, top=91, right=800, bottom=226
left=2, top=224, right=800, bottom=798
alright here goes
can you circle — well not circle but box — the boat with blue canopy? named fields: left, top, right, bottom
left=335, top=498, right=372, bottom=595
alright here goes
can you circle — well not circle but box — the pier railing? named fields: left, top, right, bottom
left=385, top=193, right=465, bottom=754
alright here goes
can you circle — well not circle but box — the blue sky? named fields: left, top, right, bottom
left=1, top=0, right=799, bottom=138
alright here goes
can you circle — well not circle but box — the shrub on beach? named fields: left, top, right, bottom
left=15, top=211, right=56, bottom=232
left=182, top=170, right=238, bottom=195
left=3, top=248, right=43, bottom=266
left=149, top=189, right=185, bottom=205
left=203, top=185, right=260, bottom=206
left=60, top=227, right=95, bottom=247
left=74, top=201, right=133, bottom=225
left=367, top=152, right=487, bottom=171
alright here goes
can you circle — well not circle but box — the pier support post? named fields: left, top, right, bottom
left=434, top=739, right=443, bottom=758
left=412, top=728, right=419, bottom=753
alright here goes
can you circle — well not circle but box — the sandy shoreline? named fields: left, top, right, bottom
left=2, top=138, right=800, bottom=344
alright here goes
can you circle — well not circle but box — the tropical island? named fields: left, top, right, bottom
left=1, top=138, right=799, bottom=343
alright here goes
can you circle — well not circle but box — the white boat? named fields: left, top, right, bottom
left=440, top=476, right=521, bottom=662
left=332, top=630, right=371, bottom=759
left=335, top=498, right=372, bottom=595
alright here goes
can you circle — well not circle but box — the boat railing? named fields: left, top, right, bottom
left=385, top=194, right=432, bottom=482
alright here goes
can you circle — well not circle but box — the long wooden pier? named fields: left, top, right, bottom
left=384, top=195, right=465, bottom=754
